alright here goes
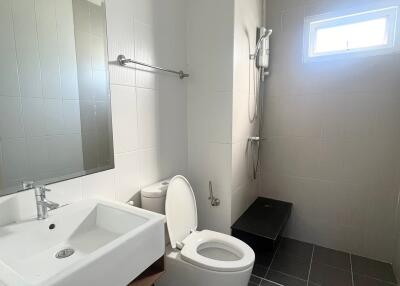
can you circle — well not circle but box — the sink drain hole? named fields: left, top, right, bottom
left=55, top=248, right=75, bottom=259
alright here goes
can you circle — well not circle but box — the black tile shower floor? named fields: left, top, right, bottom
left=352, top=255, right=397, bottom=284
left=249, top=237, right=398, bottom=286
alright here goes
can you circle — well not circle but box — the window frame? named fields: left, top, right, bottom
left=303, top=5, right=400, bottom=62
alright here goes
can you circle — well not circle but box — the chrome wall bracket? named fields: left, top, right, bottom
left=208, top=181, right=220, bottom=207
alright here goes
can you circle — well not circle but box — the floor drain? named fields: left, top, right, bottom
left=55, top=248, right=75, bottom=259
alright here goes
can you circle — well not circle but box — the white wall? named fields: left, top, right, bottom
left=231, top=0, right=263, bottom=224
left=260, top=0, right=400, bottom=263
left=186, top=0, right=265, bottom=233
left=186, top=0, right=235, bottom=234
left=0, top=0, right=188, bottom=221
left=106, top=0, right=188, bottom=203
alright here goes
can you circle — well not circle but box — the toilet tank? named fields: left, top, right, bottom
left=141, top=179, right=171, bottom=214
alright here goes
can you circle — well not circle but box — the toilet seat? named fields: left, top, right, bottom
left=165, top=176, right=255, bottom=273
left=165, top=175, right=198, bottom=249
left=180, top=230, right=255, bottom=272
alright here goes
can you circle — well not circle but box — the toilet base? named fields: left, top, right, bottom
left=156, top=245, right=253, bottom=286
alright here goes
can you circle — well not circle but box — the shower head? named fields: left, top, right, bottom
left=261, top=29, right=273, bottom=40
left=254, top=28, right=272, bottom=58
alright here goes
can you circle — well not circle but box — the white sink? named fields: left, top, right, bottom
left=0, top=199, right=165, bottom=286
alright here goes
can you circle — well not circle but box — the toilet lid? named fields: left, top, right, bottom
left=165, top=175, right=198, bottom=249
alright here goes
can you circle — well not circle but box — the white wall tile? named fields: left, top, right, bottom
left=187, top=0, right=261, bottom=232
left=115, top=152, right=140, bottom=202
left=105, top=0, right=135, bottom=86
left=374, top=95, right=400, bottom=141
left=207, top=143, right=232, bottom=194
left=111, top=85, right=138, bottom=153
left=187, top=0, right=230, bottom=234
left=232, top=91, right=258, bottom=142
left=134, top=0, right=156, bottom=26
left=195, top=143, right=232, bottom=234
left=187, top=92, right=209, bottom=143
left=0, top=196, right=18, bottom=226
left=158, top=86, right=187, bottom=177
left=232, top=140, right=252, bottom=190
left=194, top=175, right=232, bottom=234
left=263, top=95, right=285, bottom=137
left=82, top=169, right=116, bottom=200
left=47, top=177, right=83, bottom=205
left=208, top=92, right=233, bottom=144
left=233, top=0, right=263, bottom=94
left=229, top=0, right=264, bottom=225
left=138, top=148, right=162, bottom=188
left=209, top=0, right=234, bottom=92
left=14, top=189, right=37, bottom=220
left=136, top=69, right=159, bottom=91
left=135, top=21, right=158, bottom=89
left=137, top=88, right=159, bottom=149
left=282, top=95, right=323, bottom=138
left=154, top=0, right=186, bottom=69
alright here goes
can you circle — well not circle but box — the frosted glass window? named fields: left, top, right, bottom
left=305, top=6, right=398, bottom=60
left=314, top=18, right=388, bottom=53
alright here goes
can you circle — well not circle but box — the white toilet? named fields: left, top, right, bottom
left=145, top=175, right=255, bottom=286
left=141, top=179, right=170, bottom=214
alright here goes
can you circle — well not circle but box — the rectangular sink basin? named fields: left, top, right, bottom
left=0, top=199, right=165, bottom=286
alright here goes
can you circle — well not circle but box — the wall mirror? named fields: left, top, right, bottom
left=0, top=0, right=114, bottom=197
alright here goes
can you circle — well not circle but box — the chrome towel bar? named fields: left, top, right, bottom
left=117, top=54, right=189, bottom=79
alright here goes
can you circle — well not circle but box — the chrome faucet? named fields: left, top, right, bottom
left=34, top=185, right=59, bottom=220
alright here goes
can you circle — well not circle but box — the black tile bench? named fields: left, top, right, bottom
left=231, top=197, right=292, bottom=252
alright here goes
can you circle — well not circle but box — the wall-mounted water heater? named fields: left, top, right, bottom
left=256, top=27, right=271, bottom=69
left=250, top=27, right=272, bottom=81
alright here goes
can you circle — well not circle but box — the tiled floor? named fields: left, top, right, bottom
left=249, top=237, right=398, bottom=286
